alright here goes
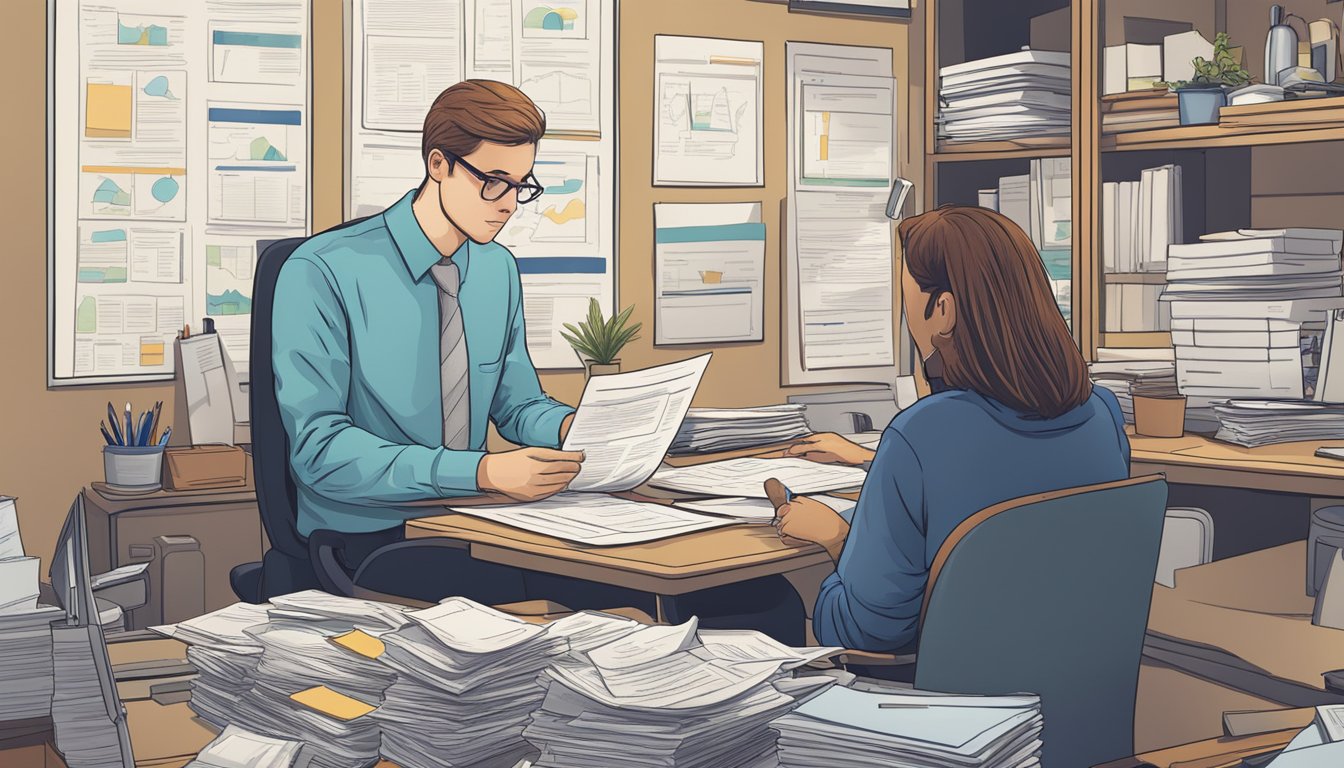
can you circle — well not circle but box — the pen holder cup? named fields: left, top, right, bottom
left=1133, top=394, right=1187, bottom=439
left=104, top=445, right=166, bottom=492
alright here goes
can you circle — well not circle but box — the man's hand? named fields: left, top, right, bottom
left=476, top=447, right=584, bottom=502
left=784, top=432, right=876, bottom=466
left=766, top=478, right=850, bottom=561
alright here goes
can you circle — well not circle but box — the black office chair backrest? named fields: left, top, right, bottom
left=251, top=217, right=373, bottom=559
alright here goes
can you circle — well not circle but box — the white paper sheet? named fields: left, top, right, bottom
left=563, top=355, right=712, bottom=492
left=450, top=492, right=737, bottom=546
left=650, top=457, right=867, bottom=498
left=406, top=597, right=544, bottom=654
left=0, top=497, right=23, bottom=561
left=186, top=724, right=302, bottom=768
left=653, top=35, right=763, bottom=186
left=0, top=557, right=41, bottom=614
left=654, top=203, right=766, bottom=345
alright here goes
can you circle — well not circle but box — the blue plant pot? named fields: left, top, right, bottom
left=1177, top=87, right=1227, bottom=126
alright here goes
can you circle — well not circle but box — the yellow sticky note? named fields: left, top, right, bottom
left=86, top=83, right=133, bottom=139
left=139, top=340, right=165, bottom=367
left=289, top=686, right=375, bottom=721
left=330, top=630, right=385, bottom=660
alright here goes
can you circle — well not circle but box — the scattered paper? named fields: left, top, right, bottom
left=650, top=457, right=867, bottom=498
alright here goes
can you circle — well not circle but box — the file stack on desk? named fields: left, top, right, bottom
left=152, top=601, right=272, bottom=728
left=937, top=50, right=1071, bottom=142
left=670, top=405, right=811, bottom=456
left=1089, top=352, right=1178, bottom=425
left=50, top=625, right=131, bottom=767
left=524, top=618, right=840, bottom=768
left=0, top=496, right=62, bottom=723
left=184, top=724, right=304, bottom=768
left=770, top=686, right=1044, bottom=767
left=375, top=598, right=567, bottom=768
left=265, top=590, right=411, bottom=635
left=1165, top=228, right=1342, bottom=431
left=543, top=610, right=644, bottom=657
left=1211, top=400, right=1344, bottom=448
left=234, top=678, right=381, bottom=768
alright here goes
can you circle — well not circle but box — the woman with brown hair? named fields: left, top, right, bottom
left=769, top=204, right=1131, bottom=651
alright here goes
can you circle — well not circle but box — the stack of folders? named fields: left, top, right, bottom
left=770, top=686, right=1044, bottom=768
left=669, top=405, right=811, bottom=455
left=1088, top=353, right=1178, bottom=423
left=50, top=626, right=128, bottom=766
left=524, top=618, right=840, bottom=768
left=1100, top=88, right=1181, bottom=133
left=375, top=598, right=567, bottom=768
left=0, top=495, right=62, bottom=723
left=1165, top=229, right=1343, bottom=423
left=937, top=50, right=1071, bottom=141
left=152, top=601, right=272, bottom=727
left=184, top=725, right=304, bottom=768
left=1100, top=165, right=1183, bottom=332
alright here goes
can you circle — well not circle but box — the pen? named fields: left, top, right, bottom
left=124, top=401, right=134, bottom=447
left=107, top=403, right=125, bottom=446
left=137, top=410, right=153, bottom=447
left=157, top=426, right=172, bottom=446
left=148, top=401, right=163, bottom=445
left=100, top=422, right=116, bottom=446
left=782, top=484, right=796, bottom=504
left=878, top=703, right=930, bottom=709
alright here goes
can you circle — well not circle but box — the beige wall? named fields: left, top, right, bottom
left=1, top=0, right=910, bottom=566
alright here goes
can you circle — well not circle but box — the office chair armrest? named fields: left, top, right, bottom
left=308, top=529, right=358, bottom=597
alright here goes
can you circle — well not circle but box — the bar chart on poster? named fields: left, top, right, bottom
left=50, top=0, right=312, bottom=385
left=346, top=0, right=617, bottom=369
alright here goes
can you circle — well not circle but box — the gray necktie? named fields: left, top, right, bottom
left=430, top=259, right=470, bottom=449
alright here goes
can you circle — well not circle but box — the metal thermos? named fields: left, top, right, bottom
left=1265, top=5, right=1298, bottom=85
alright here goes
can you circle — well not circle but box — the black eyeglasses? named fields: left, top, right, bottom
left=443, top=152, right=545, bottom=204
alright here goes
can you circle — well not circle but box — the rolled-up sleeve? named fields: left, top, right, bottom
left=813, top=430, right=927, bottom=651
left=273, top=256, right=484, bottom=507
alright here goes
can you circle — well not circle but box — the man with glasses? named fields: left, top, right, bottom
left=270, top=80, right=587, bottom=600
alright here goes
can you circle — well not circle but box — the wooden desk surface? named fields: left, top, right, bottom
left=1128, top=429, right=1344, bottom=496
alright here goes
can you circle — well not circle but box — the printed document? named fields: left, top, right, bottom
left=449, top=493, right=735, bottom=546
left=650, top=457, right=867, bottom=498
left=563, top=354, right=711, bottom=492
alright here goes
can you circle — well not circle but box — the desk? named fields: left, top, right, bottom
left=1095, top=728, right=1297, bottom=768
left=83, top=464, right=263, bottom=628
left=1129, top=430, right=1344, bottom=497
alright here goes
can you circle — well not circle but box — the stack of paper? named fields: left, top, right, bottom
left=525, top=618, right=840, bottom=768
left=543, top=610, right=645, bottom=658
left=1163, top=229, right=1342, bottom=410
left=937, top=50, right=1071, bottom=141
left=1211, top=400, right=1344, bottom=448
left=185, top=725, right=304, bottom=768
left=151, top=601, right=272, bottom=727
left=234, top=678, right=380, bottom=768
left=50, top=625, right=130, bottom=766
left=239, top=624, right=397, bottom=717
left=669, top=405, right=811, bottom=455
left=375, top=598, right=567, bottom=768
left=266, top=590, right=411, bottom=634
left=1101, top=165, right=1181, bottom=333
left=1100, top=89, right=1180, bottom=133
left=771, top=686, right=1044, bottom=767
left=0, top=495, right=61, bottom=723
left=0, top=604, right=62, bottom=722
left=1089, top=356, right=1179, bottom=423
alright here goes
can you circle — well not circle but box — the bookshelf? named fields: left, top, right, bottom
left=925, top=0, right=1344, bottom=361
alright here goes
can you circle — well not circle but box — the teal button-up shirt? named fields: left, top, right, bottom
left=272, top=189, right=575, bottom=535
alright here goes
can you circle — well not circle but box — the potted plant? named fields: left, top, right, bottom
left=1161, top=32, right=1252, bottom=126
left=561, top=298, right=641, bottom=377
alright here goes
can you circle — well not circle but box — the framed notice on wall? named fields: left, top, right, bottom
left=788, top=0, right=911, bottom=19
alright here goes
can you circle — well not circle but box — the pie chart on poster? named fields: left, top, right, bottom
left=151, top=176, right=179, bottom=203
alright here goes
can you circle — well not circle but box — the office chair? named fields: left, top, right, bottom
left=905, top=474, right=1169, bottom=768
left=230, top=217, right=481, bottom=604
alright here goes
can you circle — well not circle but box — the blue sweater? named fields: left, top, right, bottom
left=812, top=387, right=1131, bottom=651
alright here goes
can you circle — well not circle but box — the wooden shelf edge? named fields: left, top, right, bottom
left=1101, top=122, right=1344, bottom=152
left=1100, top=332, right=1173, bottom=349
left=933, top=137, right=1072, bottom=162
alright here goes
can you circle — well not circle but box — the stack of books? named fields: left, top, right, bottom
left=937, top=50, right=1071, bottom=142
left=670, top=405, right=811, bottom=455
left=1101, top=164, right=1183, bottom=333
left=1165, top=228, right=1342, bottom=425
left=375, top=598, right=566, bottom=768
left=771, top=686, right=1044, bottom=767
left=524, top=617, right=838, bottom=768
left=978, top=159, right=1073, bottom=321
left=1101, top=89, right=1180, bottom=133
left=1212, top=400, right=1344, bottom=448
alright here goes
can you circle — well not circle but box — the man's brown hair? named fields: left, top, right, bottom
left=421, top=80, right=546, bottom=163
left=898, top=204, right=1091, bottom=419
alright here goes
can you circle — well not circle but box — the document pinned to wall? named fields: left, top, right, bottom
left=653, top=35, right=764, bottom=187
left=348, top=0, right=616, bottom=369
left=51, top=0, right=311, bottom=385
left=783, top=42, right=899, bottom=385
left=654, top=203, right=765, bottom=345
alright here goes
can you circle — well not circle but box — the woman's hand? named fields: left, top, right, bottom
left=771, top=495, right=850, bottom=562
left=783, top=432, right=876, bottom=466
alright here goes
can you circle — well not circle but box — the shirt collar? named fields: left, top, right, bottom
left=383, top=188, right=471, bottom=283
